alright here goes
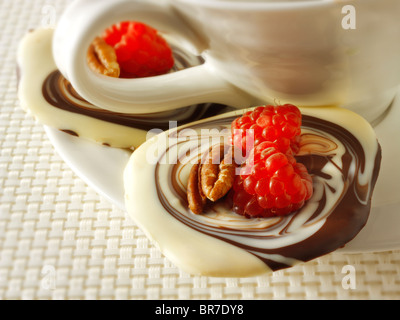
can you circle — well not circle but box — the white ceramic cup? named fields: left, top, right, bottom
left=53, top=0, right=400, bottom=122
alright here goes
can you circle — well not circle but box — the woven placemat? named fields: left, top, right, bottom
left=1, top=0, right=399, bottom=300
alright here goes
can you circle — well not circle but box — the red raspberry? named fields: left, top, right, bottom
left=232, top=143, right=313, bottom=218
left=231, top=104, right=302, bottom=155
left=102, top=21, right=174, bottom=78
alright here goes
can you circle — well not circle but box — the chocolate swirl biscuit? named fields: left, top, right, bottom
left=41, top=44, right=227, bottom=132
left=124, top=107, right=381, bottom=276
left=18, top=28, right=232, bottom=149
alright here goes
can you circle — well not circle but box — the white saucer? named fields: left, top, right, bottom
left=44, top=86, right=400, bottom=254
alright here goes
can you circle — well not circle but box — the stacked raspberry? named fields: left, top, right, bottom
left=102, top=21, right=174, bottom=78
left=231, top=105, right=313, bottom=218
left=231, top=104, right=302, bottom=155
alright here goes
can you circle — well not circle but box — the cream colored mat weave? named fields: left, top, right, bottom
left=1, top=0, right=399, bottom=300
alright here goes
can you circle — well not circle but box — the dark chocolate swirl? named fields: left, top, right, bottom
left=153, top=115, right=381, bottom=271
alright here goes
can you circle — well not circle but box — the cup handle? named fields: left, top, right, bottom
left=53, top=0, right=255, bottom=114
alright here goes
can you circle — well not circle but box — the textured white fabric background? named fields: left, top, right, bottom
left=0, top=0, right=400, bottom=300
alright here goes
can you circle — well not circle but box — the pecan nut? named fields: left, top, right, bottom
left=187, top=144, right=237, bottom=214
left=187, top=162, right=207, bottom=215
left=200, top=144, right=236, bottom=202
left=87, top=37, right=120, bottom=78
